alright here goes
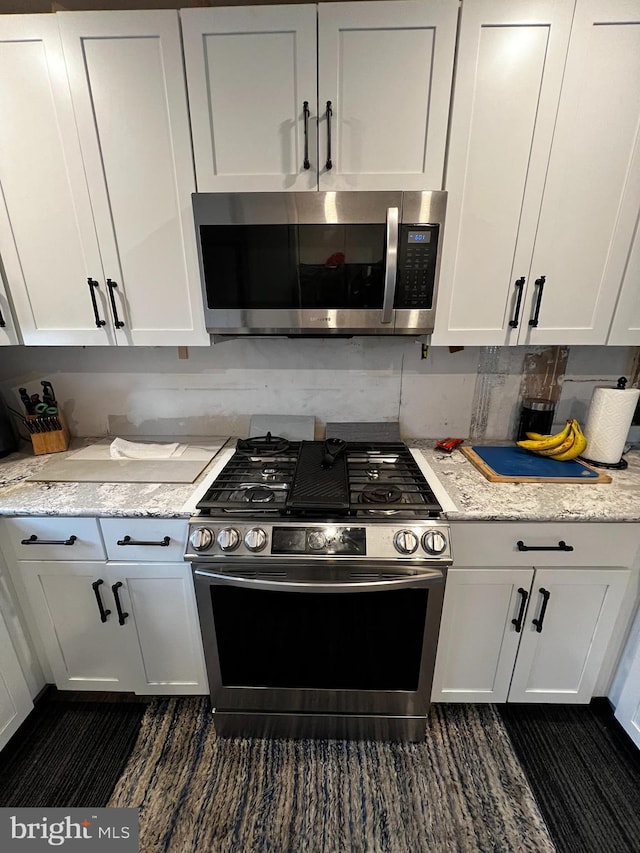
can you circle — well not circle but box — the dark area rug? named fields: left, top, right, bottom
left=0, top=694, right=146, bottom=808
left=498, top=700, right=640, bottom=853
left=109, top=698, right=554, bottom=853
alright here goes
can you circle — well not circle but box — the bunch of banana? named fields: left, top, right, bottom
left=516, top=419, right=588, bottom=461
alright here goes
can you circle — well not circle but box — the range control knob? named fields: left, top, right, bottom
left=189, top=527, right=213, bottom=552
left=244, top=527, right=267, bottom=553
left=394, top=529, right=419, bottom=555
left=217, top=527, right=240, bottom=552
left=422, top=530, right=448, bottom=555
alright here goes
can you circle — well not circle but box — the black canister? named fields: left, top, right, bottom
left=516, top=398, right=555, bottom=441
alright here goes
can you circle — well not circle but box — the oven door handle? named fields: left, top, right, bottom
left=193, top=566, right=444, bottom=593
left=381, top=206, right=399, bottom=325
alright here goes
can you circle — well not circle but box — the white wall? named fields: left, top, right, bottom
left=0, top=340, right=637, bottom=441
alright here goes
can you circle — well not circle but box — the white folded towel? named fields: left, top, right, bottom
left=110, top=438, right=181, bottom=460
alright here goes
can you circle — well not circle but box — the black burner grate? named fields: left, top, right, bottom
left=195, top=439, right=442, bottom=518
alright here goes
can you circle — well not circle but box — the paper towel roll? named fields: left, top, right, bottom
left=582, top=385, right=640, bottom=464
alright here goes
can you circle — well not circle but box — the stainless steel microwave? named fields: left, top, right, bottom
left=192, top=191, right=447, bottom=336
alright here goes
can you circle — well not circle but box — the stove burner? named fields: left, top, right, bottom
left=361, top=484, right=403, bottom=504
left=366, top=467, right=380, bottom=480
left=261, top=464, right=278, bottom=481
left=236, top=432, right=290, bottom=457
left=244, top=486, right=275, bottom=503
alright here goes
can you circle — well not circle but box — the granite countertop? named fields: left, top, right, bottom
left=411, top=441, right=640, bottom=523
left=0, top=437, right=233, bottom=519
left=0, top=436, right=639, bottom=523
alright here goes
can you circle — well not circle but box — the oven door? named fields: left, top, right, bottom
left=192, top=561, right=445, bottom=717
left=192, top=191, right=402, bottom=335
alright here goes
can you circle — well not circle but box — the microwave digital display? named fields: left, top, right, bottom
left=408, top=231, right=431, bottom=243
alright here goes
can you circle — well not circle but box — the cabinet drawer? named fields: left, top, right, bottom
left=100, top=518, right=187, bottom=562
left=451, top=522, right=640, bottom=568
left=4, top=517, right=105, bottom=561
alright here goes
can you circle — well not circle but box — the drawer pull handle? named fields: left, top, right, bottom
left=532, top=587, right=551, bottom=633
left=21, top=534, right=77, bottom=546
left=92, top=579, right=111, bottom=623
left=516, top=540, right=573, bottom=552
left=302, top=100, right=311, bottom=170
left=511, top=587, right=529, bottom=633
left=111, top=581, right=129, bottom=626
left=116, top=535, right=171, bottom=547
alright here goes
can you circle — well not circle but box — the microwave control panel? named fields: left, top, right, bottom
left=395, top=224, right=440, bottom=309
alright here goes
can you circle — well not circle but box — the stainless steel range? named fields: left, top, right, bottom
left=186, top=435, right=452, bottom=741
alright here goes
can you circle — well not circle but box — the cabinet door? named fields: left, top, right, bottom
left=0, top=15, right=113, bottom=346
left=520, top=0, right=640, bottom=345
left=0, top=273, right=20, bottom=346
left=614, top=613, right=640, bottom=748
left=181, top=5, right=317, bottom=192
left=607, top=212, right=640, bottom=345
left=509, top=568, right=630, bottom=703
left=433, top=0, right=575, bottom=346
left=20, top=561, right=134, bottom=691
left=0, top=607, right=33, bottom=751
left=107, top=564, right=207, bottom=695
left=58, top=11, right=208, bottom=346
left=432, top=568, right=533, bottom=702
left=318, top=1, right=457, bottom=191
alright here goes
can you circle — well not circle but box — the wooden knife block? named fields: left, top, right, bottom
left=28, top=412, right=70, bottom=456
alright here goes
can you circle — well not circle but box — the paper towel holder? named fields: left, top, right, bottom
left=579, top=377, right=633, bottom=470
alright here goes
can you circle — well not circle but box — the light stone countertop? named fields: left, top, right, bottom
left=411, top=440, right=640, bottom=523
left=0, top=436, right=639, bottom=522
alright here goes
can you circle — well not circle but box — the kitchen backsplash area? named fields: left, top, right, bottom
left=0, top=342, right=638, bottom=442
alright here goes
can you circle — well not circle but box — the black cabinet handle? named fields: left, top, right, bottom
left=21, top=534, right=77, bottom=546
left=325, top=101, right=333, bottom=171
left=528, top=275, right=546, bottom=327
left=87, top=278, right=106, bottom=328
left=116, top=535, right=171, bottom=547
left=0, top=306, right=5, bottom=328
left=517, top=540, right=573, bottom=552
left=92, top=579, right=111, bottom=623
left=508, top=277, right=526, bottom=328
left=111, top=581, right=129, bottom=626
left=511, top=587, right=529, bottom=633
left=532, top=587, right=551, bottom=633
left=106, top=279, right=125, bottom=329
left=303, top=101, right=310, bottom=170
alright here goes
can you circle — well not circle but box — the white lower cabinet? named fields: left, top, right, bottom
left=4, top=516, right=208, bottom=696
left=432, top=566, right=630, bottom=703
left=0, top=606, right=33, bottom=750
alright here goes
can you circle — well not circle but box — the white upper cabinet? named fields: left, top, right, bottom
left=0, top=12, right=208, bottom=347
left=0, top=272, right=19, bottom=346
left=434, top=0, right=640, bottom=346
left=317, top=1, right=457, bottom=190
left=182, top=1, right=457, bottom=192
left=607, top=193, right=640, bottom=345
left=0, top=15, right=113, bottom=346
left=57, top=11, right=208, bottom=346
left=182, top=5, right=318, bottom=192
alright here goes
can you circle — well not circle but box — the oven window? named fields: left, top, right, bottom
left=200, top=224, right=385, bottom=310
left=210, top=585, right=428, bottom=690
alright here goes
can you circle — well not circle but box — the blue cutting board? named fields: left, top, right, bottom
left=461, top=445, right=611, bottom=483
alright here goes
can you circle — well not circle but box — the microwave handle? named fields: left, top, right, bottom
left=381, top=207, right=399, bottom=324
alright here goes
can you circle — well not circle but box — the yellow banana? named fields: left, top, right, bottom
left=550, top=420, right=587, bottom=461
left=536, top=429, right=575, bottom=457
left=525, top=431, right=548, bottom=441
left=517, top=420, right=572, bottom=452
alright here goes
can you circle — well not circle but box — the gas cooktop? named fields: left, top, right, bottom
left=195, top=434, right=443, bottom=519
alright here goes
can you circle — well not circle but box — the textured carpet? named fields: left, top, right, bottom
left=0, top=698, right=146, bottom=808
left=499, top=701, right=640, bottom=853
left=109, top=698, right=555, bottom=853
